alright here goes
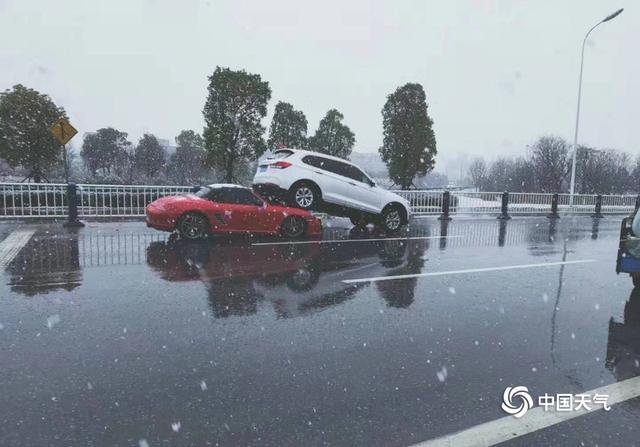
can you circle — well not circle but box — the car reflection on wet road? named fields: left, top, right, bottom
left=0, top=216, right=638, bottom=446
left=146, top=229, right=428, bottom=318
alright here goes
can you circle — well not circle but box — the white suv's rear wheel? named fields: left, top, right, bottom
left=290, top=182, right=319, bottom=210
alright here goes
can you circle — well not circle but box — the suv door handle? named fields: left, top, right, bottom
left=349, top=182, right=356, bottom=186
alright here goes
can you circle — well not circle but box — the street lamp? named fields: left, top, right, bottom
left=568, top=8, right=623, bottom=205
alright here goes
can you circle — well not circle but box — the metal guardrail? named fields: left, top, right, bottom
left=392, top=190, right=639, bottom=217
left=76, top=184, right=193, bottom=217
left=0, top=182, right=638, bottom=220
left=0, top=182, right=68, bottom=217
left=0, top=182, right=193, bottom=219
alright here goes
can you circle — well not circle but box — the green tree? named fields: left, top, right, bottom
left=379, top=83, right=437, bottom=190
left=0, top=84, right=66, bottom=182
left=81, top=128, right=132, bottom=177
left=202, top=67, right=271, bottom=183
left=171, top=130, right=206, bottom=184
left=267, top=101, right=308, bottom=149
left=134, top=134, right=166, bottom=179
left=307, top=109, right=355, bottom=159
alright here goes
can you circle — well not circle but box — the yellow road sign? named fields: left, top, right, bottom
left=49, top=118, right=78, bottom=145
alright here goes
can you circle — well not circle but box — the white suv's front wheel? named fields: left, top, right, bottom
left=380, top=205, right=403, bottom=233
left=290, top=182, right=319, bottom=210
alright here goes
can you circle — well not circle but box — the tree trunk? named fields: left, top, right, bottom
left=225, top=155, right=234, bottom=183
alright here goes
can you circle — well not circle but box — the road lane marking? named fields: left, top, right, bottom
left=342, top=259, right=598, bottom=284
left=252, top=235, right=462, bottom=246
left=411, top=375, right=640, bottom=447
left=0, top=230, right=35, bottom=269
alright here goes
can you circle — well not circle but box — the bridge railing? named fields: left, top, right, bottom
left=76, top=184, right=194, bottom=217
left=391, top=190, right=640, bottom=218
left=0, top=182, right=68, bottom=217
left=0, top=182, right=638, bottom=220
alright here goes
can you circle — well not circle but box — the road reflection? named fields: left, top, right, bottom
left=146, top=228, right=429, bottom=318
left=606, top=287, right=640, bottom=381
left=3, top=217, right=607, bottom=303
left=7, top=229, right=82, bottom=296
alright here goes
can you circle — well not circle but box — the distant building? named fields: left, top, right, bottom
left=158, top=138, right=177, bottom=155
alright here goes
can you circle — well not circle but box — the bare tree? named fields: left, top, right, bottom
left=576, top=147, right=632, bottom=194
left=467, top=157, right=487, bottom=191
left=529, top=136, right=569, bottom=193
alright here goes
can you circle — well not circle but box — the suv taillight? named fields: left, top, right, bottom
left=271, top=161, right=292, bottom=169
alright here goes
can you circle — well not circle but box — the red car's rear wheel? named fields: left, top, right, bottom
left=177, top=213, right=208, bottom=239
left=281, top=216, right=305, bottom=238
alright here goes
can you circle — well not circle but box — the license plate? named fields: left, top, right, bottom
left=259, top=165, right=267, bottom=172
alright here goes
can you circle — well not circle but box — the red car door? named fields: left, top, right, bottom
left=213, top=187, right=266, bottom=233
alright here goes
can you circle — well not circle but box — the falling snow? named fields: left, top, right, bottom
left=46, top=314, right=61, bottom=329
left=436, top=366, right=448, bottom=382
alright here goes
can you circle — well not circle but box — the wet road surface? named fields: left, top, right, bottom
left=0, top=216, right=638, bottom=446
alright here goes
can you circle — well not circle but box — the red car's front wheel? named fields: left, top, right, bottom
left=177, top=213, right=208, bottom=240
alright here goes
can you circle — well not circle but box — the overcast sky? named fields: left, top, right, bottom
left=1, top=0, right=638, bottom=171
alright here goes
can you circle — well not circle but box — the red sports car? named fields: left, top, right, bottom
left=146, top=184, right=322, bottom=239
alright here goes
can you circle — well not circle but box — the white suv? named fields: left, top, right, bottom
left=253, top=148, right=411, bottom=232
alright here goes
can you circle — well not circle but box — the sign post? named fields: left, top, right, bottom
left=49, top=118, right=83, bottom=227
left=48, top=118, right=78, bottom=183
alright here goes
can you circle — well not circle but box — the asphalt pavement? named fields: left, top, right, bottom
left=0, top=216, right=638, bottom=447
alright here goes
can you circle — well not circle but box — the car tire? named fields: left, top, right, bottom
left=177, top=212, right=209, bottom=240
left=286, top=267, right=320, bottom=292
left=290, top=182, right=319, bottom=210
left=281, top=216, right=306, bottom=238
left=380, top=205, right=404, bottom=234
left=633, top=273, right=640, bottom=288
left=350, top=214, right=369, bottom=228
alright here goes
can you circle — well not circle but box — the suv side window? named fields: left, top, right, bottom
left=302, top=155, right=328, bottom=170
left=323, top=159, right=349, bottom=177
left=218, top=188, right=263, bottom=206
left=342, top=165, right=371, bottom=184
left=304, top=157, right=349, bottom=178
left=302, top=155, right=370, bottom=184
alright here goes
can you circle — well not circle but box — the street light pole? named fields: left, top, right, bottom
left=568, top=8, right=623, bottom=206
